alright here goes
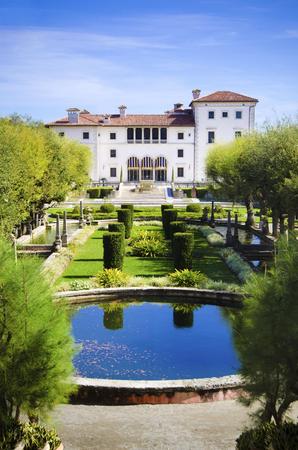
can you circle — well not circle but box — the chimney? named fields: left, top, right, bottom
left=119, top=105, right=127, bottom=117
left=192, top=89, right=201, bottom=100
left=67, top=107, right=80, bottom=123
left=103, top=114, right=110, bottom=124
left=174, top=102, right=183, bottom=111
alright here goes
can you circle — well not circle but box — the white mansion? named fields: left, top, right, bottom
left=47, top=89, right=258, bottom=183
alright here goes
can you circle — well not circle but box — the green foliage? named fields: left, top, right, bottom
left=232, top=235, right=298, bottom=425
left=182, top=188, right=192, bottom=198
left=69, top=279, right=93, bottom=291
left=94, top=268, right=130, bottom=287
left=103, top=232, right=124, bottom=269
left=204, top=279, right=241, bottom=293
left=0, top=421, right=61, bottom=450
left=199, top=226, right=225, bottom=247
left=108, top=222, right=125, bottom=238
left=0, top=240, right=75, bottom=432
left=221, top=248, right=253, bottom=282
left=163, top=209, right=178, bottom=239
left=186, top=204, right=202, bottom=213
left=121, top=204, right=134, bottom=226
left=117, top=209, right=132, bottom=238
left=169, top=269, right=207, bottom=288
left=173, top=232, right=194, bottom=269
left=87, top=187, right=100, bottom=198
left=236, top=422, right=298, bottom=450
left=161, top=204, right=173, bottom=226
left=169, top=221, right=187, bottom=240
left=195, top=187, right=209, bottom=199
left=0, top=119, right=90, bottom=237
left=100, top=187, right=113, bottom=198
left=100, top=203, right=115, bottom=213
left=130, top=231, right=168, bottom=258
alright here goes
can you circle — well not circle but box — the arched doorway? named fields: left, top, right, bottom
left=141, top=156, right=153, bottom=180
left=155, top=156, right=167, bottom=182
left=127, top=157, right=139, bottom=182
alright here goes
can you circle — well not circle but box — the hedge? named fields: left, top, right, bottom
left=108, top=222, right=125, bottom=238
left=121, top=204, right=134, bottom=226
left=173, top=232, right=194, bottom=269
left=182, top=188, right=192, bottom=198
left=86, top=187, right=113, bottom=198
left=186, top=204, right=202, bottom=213
left=163, top=209, right=178, bottom=239
left=103, top=232, right=124, bottom=269
left=195, top=187, right=209, bottom=199
left=117, top=209, right=132, bottom=238
left=169, top=221, right=187, bottom=240
left=100, top=203, right=115, bottom=213
left=87, top=187, right=100, bottom=198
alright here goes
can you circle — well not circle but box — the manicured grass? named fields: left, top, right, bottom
left=60, top=224, right=238, bottom=284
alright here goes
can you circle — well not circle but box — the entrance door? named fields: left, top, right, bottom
left=128, top=169, right=139, bottom=182
left=155, top=169, right=167, bottom=182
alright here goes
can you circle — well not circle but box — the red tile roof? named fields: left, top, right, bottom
left=48, top=112, right=195, bottom=127
left=191, top=91, right=258, bottom=103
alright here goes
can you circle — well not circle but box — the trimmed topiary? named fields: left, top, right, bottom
left=100, top=203, right=115, bottom=213
left=108, top=222, right=125, bottom=239
left=103, top=232, right=124, bottom=269
left=161, top=204, right=173, bottom=225
left=121, top=204, right=134, bottom=226
left=173, top=232, right=194, bottom=269
left=186, top=204, right=202, bottom=213
left=163, top=209, right=178, bottom=239
left=169, top=221, right=187, bottom=240
left=87, top=187, right=100, bottom=198
left=117, top=209, right=132, bottom=238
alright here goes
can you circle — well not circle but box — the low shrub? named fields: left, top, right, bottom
left=169, top=269, right=207, bottom=288
left=236, top=422, right=298, bottom=450
left=204, top=279, right=241, bottom=293
left=100, top=187, right=113, bottom=198
left=130, top=276, right=168, bottom=287
left=163, top=209, right=178, bottom=239
left=130, top=237, right=168, bottom=257
left=100, top=203, right=115, bottom=213
left=69, top=280, right=93, bottom=291
left=186, top=204, right=202, bottom=213
left=195, top=186, right=209, bottom=199
left=182, top=188, right=192, bottom=198
left=117, top=209, right=132, bottom=238
left=0, top=421, right=61, bottom=450
left=173, top=232, right=194, bottom=269
left=87, top=187, right=101, bottom=198
left=199, top=226, right=225, bottom=247
left=72, top=205, right=80, bottom=215
left=94, top=268, right=130, bottom=287
left=214, top=204, right=224, bottom=214
left=221, top=248, right=253, bottom=283
left=103, top=232, right=124, bottom=269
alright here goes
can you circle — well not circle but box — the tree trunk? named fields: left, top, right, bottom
left=272, top=209, right=279, bottom=237
left=279, top=214, right=286, bottom=235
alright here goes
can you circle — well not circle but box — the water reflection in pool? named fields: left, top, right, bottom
left=72, top=301, right=239, bottom=380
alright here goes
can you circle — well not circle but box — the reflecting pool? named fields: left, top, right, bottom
left=31, top=222, right=79, bottom=244
left=71, top=301, right=239, bottom=380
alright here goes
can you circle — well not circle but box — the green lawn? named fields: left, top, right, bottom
left=60, top=224, right=238, bottom=284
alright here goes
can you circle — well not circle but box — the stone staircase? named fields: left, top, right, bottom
left=114, top=184, right=167, bottom=204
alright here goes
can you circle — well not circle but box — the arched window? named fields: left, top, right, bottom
left=141, top=156, right=153, bottom=168
left=127, top=156, right=139, bottom=168
left=127, top=157, right=139, bottom=182
left=141, top=157, right=153, bottom=180
left=155, top=157, right=167, bottom=168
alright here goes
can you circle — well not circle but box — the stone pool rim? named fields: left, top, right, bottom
left=56, top=287, right=244, bottom=405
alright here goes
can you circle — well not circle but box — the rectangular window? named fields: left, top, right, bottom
left=83, top=132, right=89, bottom=139
left=110, top=167, right=117, bottom=177
left=235, top=131, right=242, bottom=138
left=144, top=128, right=150, bottom=141
left=127, top=128, right=134, bottom=141
left=110, top=132, right=116, bottom=140
left=58, top=132, right=65, bottom=137
left=208, top=111, right=215, bottom=119
left=222, top=111, right=228, bottom=118
left=178, top=149, right=184, bottom=158
left=236, top=111, right=242, bottom=119
left=208, top=131, right=215, bottom=144
left=152, top=128, right=159, bottom=142
left=110, top=149, right=116, bottom=157
left=160, top=128, right=167, bottom=142
left=135, top=128, right=142, bottom=142
left=177, top=167, right=184, bottom=177
left=178, top=132, right=184, bottom=140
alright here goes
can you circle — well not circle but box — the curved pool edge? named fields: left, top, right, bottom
left=55, top=286, right=243, bottom=308
left=71, top=374, right=244, bottom=405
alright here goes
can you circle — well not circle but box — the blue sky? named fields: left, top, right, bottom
left=0, top=0, right=297, bottom=124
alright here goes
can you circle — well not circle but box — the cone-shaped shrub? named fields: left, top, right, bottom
left=173, top=232, right=194, bottom=269
left=163, top=209, right=178, bottom=239
left=169, top=221, right=187, bottom=240
left=108, top=222, right=125, bottom=239
left=117, top=209, right=132, bottom=238
left=161, top=204, right=173, bottom=225
left=103, top=232, right=124, bottom=269
left=121, top=204, right=134, bottom=226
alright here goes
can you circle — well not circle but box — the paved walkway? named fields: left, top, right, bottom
left=51, top=400, right=298, bottom=450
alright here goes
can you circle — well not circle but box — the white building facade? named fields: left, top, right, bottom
left=47, top=90, right=258, bottom=183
